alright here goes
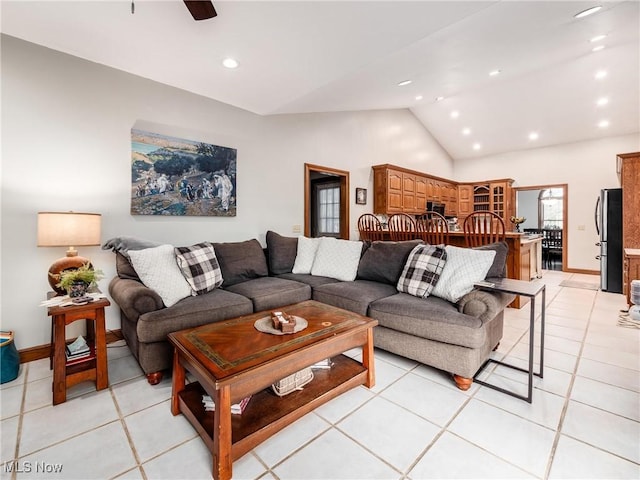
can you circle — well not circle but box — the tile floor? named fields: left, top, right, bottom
left=1, top=271, right=639, bottom=479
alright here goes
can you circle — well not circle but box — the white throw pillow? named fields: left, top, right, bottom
left=128, top=244, right=192, bottom=307
left=430, top=245, right=496, bottom=303
left=311, top=237, right=363, bottom=281
left=292, top=236, right=322, bottom=274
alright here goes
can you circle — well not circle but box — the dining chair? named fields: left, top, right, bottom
left=463, top=211, right=506, bottom=247
left=387, top=213, right=417, bottom=241
left=357, top=213, right=384, bottom=242
left=416, top=211, right=449, bottom=245
left=542, top=228, right=563, bottom=269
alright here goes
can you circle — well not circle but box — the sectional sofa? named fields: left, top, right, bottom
left=106, top=231, right=514, bottom=390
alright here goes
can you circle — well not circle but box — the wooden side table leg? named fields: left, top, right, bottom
left=212, top=385, right=232, bottom=480
left=362, top=328, right=375, bottom=388
left=171, top=348, right=185, bottom=416
left=94, top=308, right=108, bottom=390
left=52, top=315, right=67, bottom=405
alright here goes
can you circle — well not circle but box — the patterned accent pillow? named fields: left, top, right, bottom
left=128, top=245, right=192, bottom=307
left=292, top=236, right=322, bottom=274
left=310, top=237, right=363, bottom=281
left=397, top=244, right=448, bottom=298
left=175, top=242, right=224, bottom=295
left=430, top=245, right=496, bottom=303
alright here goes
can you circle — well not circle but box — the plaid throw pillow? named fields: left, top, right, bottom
left=396, top=244, right=447, bottom=298
left=175, top=242, right=223, bottom=295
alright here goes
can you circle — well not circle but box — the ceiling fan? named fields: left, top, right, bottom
left=183, top=0, right=217, bottom=21
left=131, top=1, right=217, bottom=21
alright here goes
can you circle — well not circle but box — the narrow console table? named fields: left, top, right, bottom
left=473, top=278, right=546, bottom=403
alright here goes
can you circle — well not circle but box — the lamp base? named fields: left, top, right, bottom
left=48, top=256, right=92, bottom=295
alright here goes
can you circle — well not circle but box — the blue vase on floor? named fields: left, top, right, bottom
left=0, top=331, right=20, bottom=384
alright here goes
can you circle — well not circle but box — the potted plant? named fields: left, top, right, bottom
left=51, top=263, right=104, bottom=297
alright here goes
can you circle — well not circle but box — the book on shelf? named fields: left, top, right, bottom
left=202, top=395, right=252, bottom=415
left=66, top=335, right=90, bottom=360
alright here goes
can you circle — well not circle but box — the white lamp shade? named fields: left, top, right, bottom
left=37, top=212, right=101, bottom=247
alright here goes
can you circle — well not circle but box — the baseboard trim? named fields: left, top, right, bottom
left=18, top=329, right=124, bottom=364
left=564, top=268, right=600, bottom=275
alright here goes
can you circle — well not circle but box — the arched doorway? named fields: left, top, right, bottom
left=515, top=184, right=568, bottom=271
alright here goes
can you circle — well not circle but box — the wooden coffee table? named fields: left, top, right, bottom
left=168, top=300, right=378, bottom=480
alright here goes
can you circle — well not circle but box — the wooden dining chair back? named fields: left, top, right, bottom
left=387, top=213, right=417, bottom=241
left=463, top=211, right=506, bottom=247
left=416, top=211, right=449, bottom=245
left=542, top=228, right=563, bottom=269
left=357, top=214, right=384, bottom=242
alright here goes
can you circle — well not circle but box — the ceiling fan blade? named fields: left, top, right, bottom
left=183, top=1, right=217, bottom=21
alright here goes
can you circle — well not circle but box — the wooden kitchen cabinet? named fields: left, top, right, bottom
left=373, top=165, right=426, bottom=214
left=402, top=173, right=416, bottom=211
left=415, top=176, right=427, bottom=213
left=624, top=249, right=640, bottom=306
left=458, top=185, right=473, bottom=218
left=457, top=180, right=513, bottom=222
left=619, top=152, right=640, bottom=249
left=373, top=164, right=510, bottom=219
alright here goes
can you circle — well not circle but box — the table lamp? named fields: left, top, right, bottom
left=37, top=212, right=102, bottom=295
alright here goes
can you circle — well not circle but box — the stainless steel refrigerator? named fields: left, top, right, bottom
left=595, top=188, right=623, bottom=293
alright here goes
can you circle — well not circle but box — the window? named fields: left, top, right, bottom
left=317, top=183, right=340, bottom=236
left=539, top=188, right=563, bottom=229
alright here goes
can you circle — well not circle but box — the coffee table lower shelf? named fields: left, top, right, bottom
left=177, top=354, right=366, bottom=459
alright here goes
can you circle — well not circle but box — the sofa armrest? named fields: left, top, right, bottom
left=457, top=289, right=516, bottom=322
left=109, top=276, right=164, bottom=321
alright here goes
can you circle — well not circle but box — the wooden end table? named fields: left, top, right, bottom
left=169, top=300, right=377, bottom=480
left=47, top=298, right=110, bottom=405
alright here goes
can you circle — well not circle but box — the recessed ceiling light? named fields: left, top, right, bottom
left=597, top=97, right=609, bottom=106
left=473, top=143, right=482, bottom=151
left=435, top=96, right=445, bottom=102
left=489, top=69, right=501, bottom=76
left=529, top=132, right=539, bottom=141
left=592, top=45, right=605, bottom=52
left=574, top=5, right=602, bottom=19
left=450, top=110, right=460, bottom=119
left=595, top=70, right=607, bottom=80
left=598, top=120, right=610, bottom=128
left=590, top=34, right=607, bottom=43
left=415, top=95, right=423, bottom=101
left=222, top=58, right=239, bottom=69
left=462, top=128, right=471, bottom=136
left=398, top=80, right=412, bottom=87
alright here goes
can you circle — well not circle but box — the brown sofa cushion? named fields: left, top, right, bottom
left=115, top=252, right=141, bottom=281
left=356, top=240, right=423, bottom=285
left=213, top=239, right=269, bottom=287
left=266, top=230, right=298, bottom=275
left=474, top=241, right=508, bottom=278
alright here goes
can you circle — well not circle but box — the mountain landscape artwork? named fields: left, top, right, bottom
left=131, top=129, right=237, bottom=216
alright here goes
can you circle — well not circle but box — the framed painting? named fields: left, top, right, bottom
left=131, top=129, right=237, bottom=216
left=356, top=188, right=367, bottom=205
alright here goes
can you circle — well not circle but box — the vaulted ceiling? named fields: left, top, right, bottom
left=2, top=1, right=638, bottom=160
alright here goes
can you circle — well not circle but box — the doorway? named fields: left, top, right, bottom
left=515, top=184, right=568, bottom=271
left=304, top=163, right=349, bottom=239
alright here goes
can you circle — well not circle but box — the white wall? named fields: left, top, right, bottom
left=454, top=135, right=640, bottom=271
left=1, top=36, right=453, bottom=349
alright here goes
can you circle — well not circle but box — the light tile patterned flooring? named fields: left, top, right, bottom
left=1, top=271, right=639, bottom=479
